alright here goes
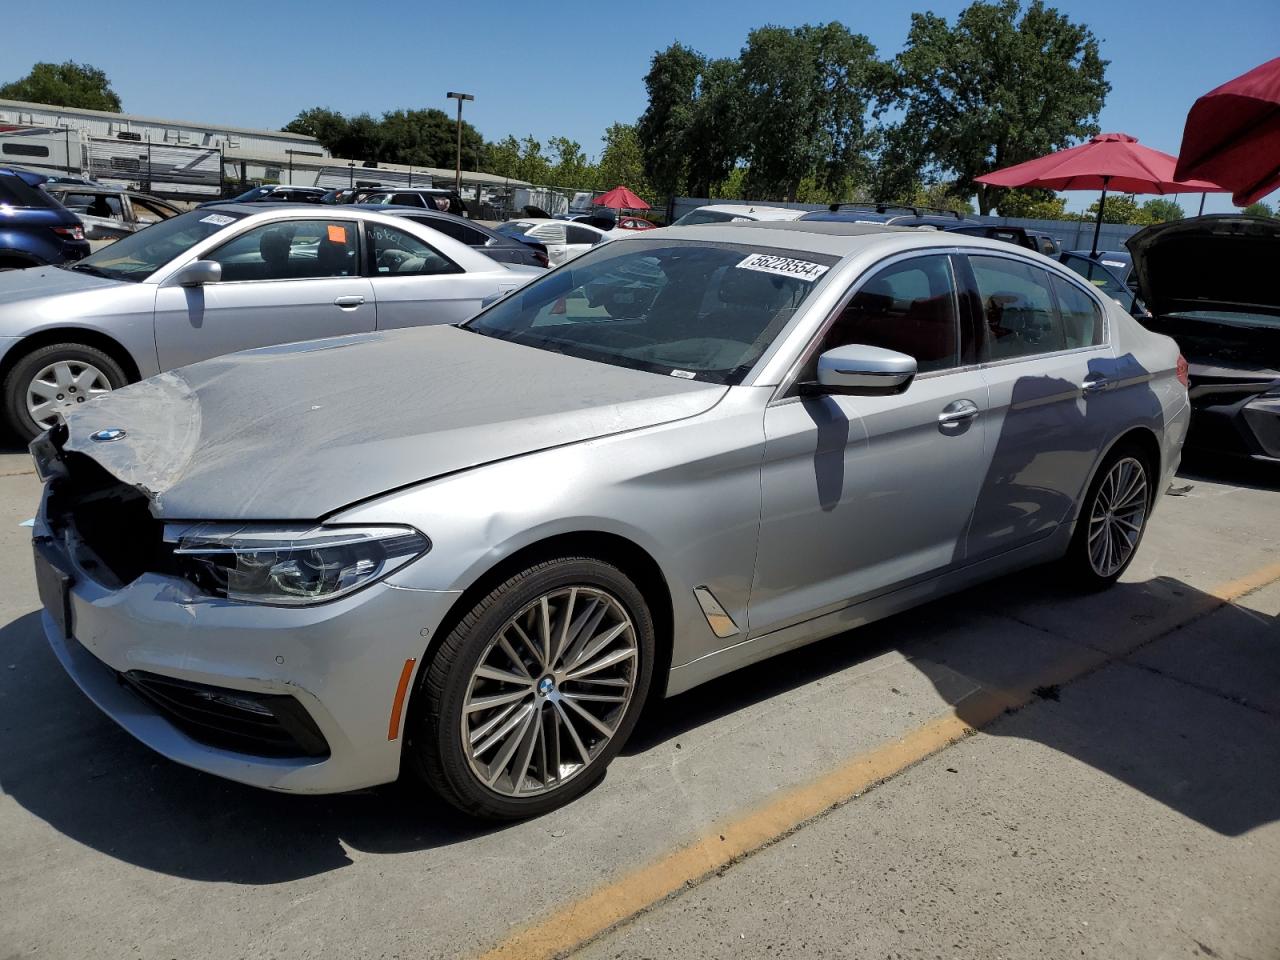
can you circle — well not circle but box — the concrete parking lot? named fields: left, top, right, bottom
left=0, top=444, right=1276, bottom=960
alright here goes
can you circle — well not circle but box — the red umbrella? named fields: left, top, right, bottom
left=1174, top=56, right=1280, bottom=207
left=593, top=185, right=650, bottom=211
left=975, top=132, right=1225, bottom=256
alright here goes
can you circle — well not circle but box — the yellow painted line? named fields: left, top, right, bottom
left=475, top=560, right=1280, bottom=960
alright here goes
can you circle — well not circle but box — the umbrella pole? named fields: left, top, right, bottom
left=1091, top=177, right=1109, bottom=258
left=1198, top=193, right=1206, bottom=216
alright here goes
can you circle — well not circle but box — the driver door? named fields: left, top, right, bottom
left=153, top=217, right=374, bottom=369
left=750, top=253, right=990, bottom=636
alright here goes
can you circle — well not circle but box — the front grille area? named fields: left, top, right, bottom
left=120, top=671, right=330, bottom=759
left=46, top=453, right=171, bottom=588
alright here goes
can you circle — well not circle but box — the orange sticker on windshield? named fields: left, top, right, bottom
left=327, top=224, right=347, bottom=243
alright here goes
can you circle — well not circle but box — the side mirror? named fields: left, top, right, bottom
left=171, top=259, right=222, bottom=287
left=807, top=344, right=917, bottom=396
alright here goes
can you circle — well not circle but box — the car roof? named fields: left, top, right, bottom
left=47, top=182, right=128, bottom=195
left=694, top=203, right=803, bottom=218
left=649, top=218, right=1056, bottom=260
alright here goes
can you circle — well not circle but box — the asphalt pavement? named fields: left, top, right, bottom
left=0, top=445, right=1276, bottom=960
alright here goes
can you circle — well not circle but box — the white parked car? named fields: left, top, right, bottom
left=495, top=218, right=610, bottom=266
left=0, top=204, right=542, bottom=438
left=671, top=203, right=806, bottom=226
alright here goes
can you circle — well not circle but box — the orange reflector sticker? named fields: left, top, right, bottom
left=327, top=224, right=347, bottom=244
left=388, top=658, right=416, bottom=741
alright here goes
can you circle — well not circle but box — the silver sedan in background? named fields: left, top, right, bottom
left=0, top=204, right=542, bottom=438
left=31, top=222, right=1188, bottom=819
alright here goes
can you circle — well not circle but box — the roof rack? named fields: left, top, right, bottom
left=827, top=202, right=967, bottom=220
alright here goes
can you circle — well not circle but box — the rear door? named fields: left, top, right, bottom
left=959, top=252, right=1115, bottom=561
left=153, top=217, right=375, bottom=369
left=364, top=220, right=511, bottom=329
left=751, top=252, right=990, bottom=635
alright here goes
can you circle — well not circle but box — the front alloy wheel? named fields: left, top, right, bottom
left=26, top=359, right=114, bottom=430
left=462, top=587, right=639, bottom=797
left=409, top=557, right=654, bottom=819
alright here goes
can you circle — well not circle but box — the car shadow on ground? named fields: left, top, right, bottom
left=2, top=564, right=1276, bottom=886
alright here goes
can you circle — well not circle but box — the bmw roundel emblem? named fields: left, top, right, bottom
left=90, top=428, right=127, bottom=443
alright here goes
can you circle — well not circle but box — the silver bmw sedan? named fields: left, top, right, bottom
left=30, top=221, right=1190, bottom=818
left=0, top=203, right=542, bottom=440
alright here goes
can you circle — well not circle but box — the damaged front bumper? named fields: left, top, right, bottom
left=31, top=477, right=457, bottom=795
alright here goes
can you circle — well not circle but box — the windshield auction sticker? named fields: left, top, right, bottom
left=736, top=253, right=829, bottom=282
left=200, top=214, right=236, bottom=226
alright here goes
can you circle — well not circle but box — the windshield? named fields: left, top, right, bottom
left=70, top=209, right=247, bottom=282
left=232, top=186, right=270, bottom=201
left=672, top=209, right=743, bottom=226
left=465, top=239, right=836, bottom=385
left=1060, top=253, right=1136, bottom=312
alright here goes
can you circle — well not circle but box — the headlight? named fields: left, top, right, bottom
left=165, top=524, right=429, bottom=606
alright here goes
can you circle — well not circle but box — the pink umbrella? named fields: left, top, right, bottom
left=975, top=133, right=1226, bottom=256
left=592, top=185, right=650, bottom=211
left=1174, top=56, right=1280, bottom=207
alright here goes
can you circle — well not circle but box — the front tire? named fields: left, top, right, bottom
left=407, top=556, right=655, bottom=819
left=1065, top=444, right=1154, bottom=589
left=2, top=342, right=127, bottom=441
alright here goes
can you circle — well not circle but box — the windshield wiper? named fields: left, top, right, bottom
left=67, top=263, right=115, bottom=280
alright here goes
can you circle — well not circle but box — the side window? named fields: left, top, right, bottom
left=411, top=217, right=467, bottom=244
left=969, top=255, right=1065, bottom=360
left=810, top=255, right=960, bottom=375
left=131, top=196, right=174, bottom=224
left=392, top=193, right=424, bottom=207
left=1050, top=274, right=1104, bottom=348
left=566, top=226, right=604, bottom=246
left=366, top=223, right=461, bottom=276
left=208, top=219, right=359, bottom=282
left=458, top=224, right=491, bottom=246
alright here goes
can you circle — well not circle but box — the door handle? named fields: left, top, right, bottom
left=938, top=399, right=980, bottom=424
left=333, top=295, right=365, bottom=308
left=1081, top=376, right=1110, bottom=395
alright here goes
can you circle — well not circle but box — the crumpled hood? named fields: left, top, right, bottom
left=1127, top=215, right=1280, bottom=319
left=0, top=263, right=123, bottom=306
left=61, top=325, right=726, bottom=520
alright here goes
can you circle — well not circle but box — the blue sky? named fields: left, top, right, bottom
left=10, top=0, right=1279, bottom=211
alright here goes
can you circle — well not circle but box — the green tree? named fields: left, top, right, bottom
left=483, top=135, right=523, bottom=180
left=546, top=136, right=592, bottom=189
left=1242, top=201, right=1274, bottom=218
left=284, top=106, right=483, bottom=169
left=637, top=44, right=703, bottom=198
left=892, top=0, right=1110, bottom=215
left=597, top=123, right=651, bottom=199
left=1140, top=197, right=1184, bottom=223
left=740, top=23, right=880, bottom=201
left=684, top=58, right=744, bottom=197
left=1086, top=193, right=1144, bottom=224
left=0, top=61, right=121, bottom=111
left=995, top=188, right=1070, bottom=219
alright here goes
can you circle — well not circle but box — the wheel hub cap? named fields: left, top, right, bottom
left=26, top=360, right=112, bottom=430
left=1087, top=456, right=1149, bottom=578
left=461, top=586, right=638, bottom=798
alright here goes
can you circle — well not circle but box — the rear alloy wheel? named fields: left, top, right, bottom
left=1067, top=447, right=1153, bottom=587
left=409, top=557, right=654, bottom=819
left=2, top=342, right=128, bottom=441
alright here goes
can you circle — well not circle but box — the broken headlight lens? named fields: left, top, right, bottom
left=165, top=524, right=429, bottom=606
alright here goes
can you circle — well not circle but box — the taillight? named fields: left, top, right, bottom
left=51, top=225, right=85, bottom=241
left=1176, top=354, right=1189, bottom=389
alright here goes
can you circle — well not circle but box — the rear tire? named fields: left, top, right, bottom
left=1064, top=443, right=1155, bottom=589
left=2, top=342, right=128, bottom=441
left=406, top=556, right=655, bottom=820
